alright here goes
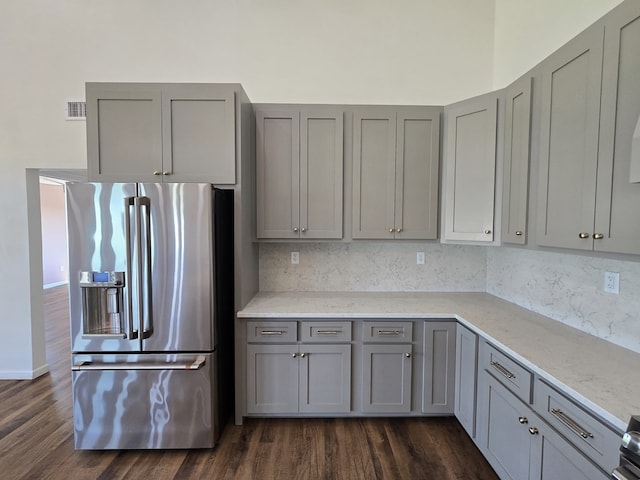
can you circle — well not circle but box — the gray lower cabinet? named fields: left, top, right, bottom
left=479, top=372, right=608, bottom=480
left=86, top=83, right=237, bottom=184
left=352, top=106, right=440, bottom=240
left=501, top=75, right=532, bottom=245
left=442, top=91, right=499, bottom=243
left=255, top=105, right=344, bottom=239
left=422, top=322, right=456, bottom=414
left=362, top=343, right=412, bottom=413
left=537, top=1, right=640, bottom=255
left=454, top=324, right=478, bottom=438
left=246, top=343, right=351, bottom=414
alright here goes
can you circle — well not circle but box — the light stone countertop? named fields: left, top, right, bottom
left=238, top=291, right=640, bottom=432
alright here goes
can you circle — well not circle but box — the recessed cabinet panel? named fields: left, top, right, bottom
left=87, top=89, right=163, bottom=181
left=362, top=344, right=412, bottom=413
left=502, top=76, right=532, bottom=245
left=595, top=3, right=640, bottom=255
left=353, top=111, right=396, bottom=239
left=537, top=27, right=604, bottom=249
left=165, top=88, right=235, bottom=183
left=422, top=322, right=456, bottom=414
left=443, top=94, right=498, bottom=242
left=299, top=344, right=351, bottom=413
left=256, top=111, right=300, bottom=239
left=301, top=113, right=344, bottom=238
left=246, top=344, right=299, bottom=414
left=396, top=113, right=440, bottom=239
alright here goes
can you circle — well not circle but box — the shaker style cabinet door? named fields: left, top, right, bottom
left=594, top=1, right=640, bottom=255
left=299, top=344, right=351, bottom=414
left=362, top=344, right=412, bottom=413
left=442, top=92, right=498, bottom=243
left=501, top=76, right=532, bottom=245
left=454, top=324, right=478, bottom=438
left=422, top=322, right=456, bottom=414
left=161, top=84, right=236, bottom=184
left=246, top=344, right=299, bottom=414
left=87, top=84, right=163, bottom=182
left=536, top=26, right=604, bottom=250
left=256, top=106, right=343, bottom=239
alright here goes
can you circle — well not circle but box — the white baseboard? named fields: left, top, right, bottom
left=0, top=364, right=50, bottom=380
left=44, top=281, right=68, bottom=289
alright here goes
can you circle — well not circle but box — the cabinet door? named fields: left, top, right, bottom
left=478, top=373, right=535, bottom=480
left=162, top=84, right=236, bottom=184
left=537, top=26, right=604, bottom=249
left=86, top=84, right=163, bottom=182
left=530, top=421, right=610, bottom=480
left=362, top=344, right=412, bottom=413
left=352, top=109, right=397, bottom=239
left=246, top=344, right=299, bottom=414
left=594, top=2, right=640, bottom=255
left=454, top=324, right=478, bottom=438
left=395, top=109, right=440, bottom=239
left=256, top=109, right=300, bottom=239
left=443, top=93, right=498, bottom=242
left=300, top=109, right=344, bottom=239
left=502, top=76, right=532, bottom=245
left=299, top=344, right=351, bottom=413
left=422, top=322, right=456, bottom=414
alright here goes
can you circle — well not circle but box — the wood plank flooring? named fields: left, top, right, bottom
left=0, top=286, right=498, bottom=480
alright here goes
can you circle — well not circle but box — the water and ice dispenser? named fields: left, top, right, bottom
left=79, top=271, right=127, bottom=338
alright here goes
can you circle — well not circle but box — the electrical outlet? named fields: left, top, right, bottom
left=291, top=252, right=299, bottom=265
left=416, top=252, right=425, bottom=265
left=604, top=271, right=619, bottom=294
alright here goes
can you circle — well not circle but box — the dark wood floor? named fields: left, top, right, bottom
left=0, top=286, right=498, bottom=480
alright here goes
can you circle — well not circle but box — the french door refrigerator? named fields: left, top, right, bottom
left=66, top=182, right=233, bottom=449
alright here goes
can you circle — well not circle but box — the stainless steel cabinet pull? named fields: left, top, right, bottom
left=153, top=171, right=162, bottom=176
left=301, top=227, right=306, bottom=233
left=578, top=232, right=590, bottom=239
left=162, top=171, right=170, bottom=176
left=377, top=330, right=401, bottom=336
left=293, top=227, right=299, bottom=233
left=529, top=427, right=539, bottom=435
left=593, top=233, right=604, bottom=239
left=518, top=416, right=528, bottom=424
left=551, top=408, right=594, bottom=439
left=292, top=353, right=298, bottom=358
left=317, top=330, right=340, bottom=335
left=405, top=352, right=411, bottom=358
left=73, top=355, right=206, bottom=371
left=515, top=230, right=523, bottom=236
left=484, top=229, right=492, bottom=234
left=490, top=360, right=516, bottom=379
left=300, top=353, right=307, bottom=358
left=260, top=330, right=284, bottom=335
left=396, top=228, right=402, bottom=233
left=389, top=228, right=394, bottom=233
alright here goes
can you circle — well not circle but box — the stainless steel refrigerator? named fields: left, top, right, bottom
left=66, top=182, right=234, bottom=450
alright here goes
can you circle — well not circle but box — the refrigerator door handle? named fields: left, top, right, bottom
left=72, top=355, right=207, bottom=371
left=136, top=196, right=154, bottom=340
left=124, top=196, right=139, bottom=340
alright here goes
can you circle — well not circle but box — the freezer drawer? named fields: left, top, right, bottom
left=72, top=352, right=217, bottom=449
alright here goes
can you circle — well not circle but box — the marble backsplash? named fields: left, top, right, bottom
left=486, top=247, right=640, bottom=354
left=259, top=242, right=487, bottom=292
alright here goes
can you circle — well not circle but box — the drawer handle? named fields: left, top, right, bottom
left=260, top=330, right=284, bottom=336
left=490, top=360, right=516, bottom=379
left=551, top=408, right=594, bottom=439
left=316, top=330, right=340, bottom=335
left=377, top=330, right=402, bottom=336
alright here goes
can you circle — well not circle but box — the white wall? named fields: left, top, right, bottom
left=493, top=0, right=624, bottom=88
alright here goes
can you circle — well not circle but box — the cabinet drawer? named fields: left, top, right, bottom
left=362, top=321, right=413, bottom=343
left=300, top=321, right=352, bottom=343
left=534, top=379, right=621, bottom=473
left=246, top=321, right=297, bottom=343
left=481, top=342, right=532, bottom=403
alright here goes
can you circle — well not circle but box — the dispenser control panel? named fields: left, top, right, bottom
left=79, top=271, right=125, bottom=287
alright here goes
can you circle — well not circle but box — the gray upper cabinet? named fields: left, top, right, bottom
left=594, top=1, right=640, bottom=255
left=538, top=1, right=640, bottom=255
left=442, top=92, right=499, bottom=243
left=501, top=76, right=532, bottom=245
left=256, top=106, right=344, bottom=239
left=86, top=83, right=236, bottom=184
left=352, top=106, right=440, bottom=240
left=536, top=26, right=604, bottom=250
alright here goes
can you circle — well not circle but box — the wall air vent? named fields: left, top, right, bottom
left=65, top=100, right=86, bottom=120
